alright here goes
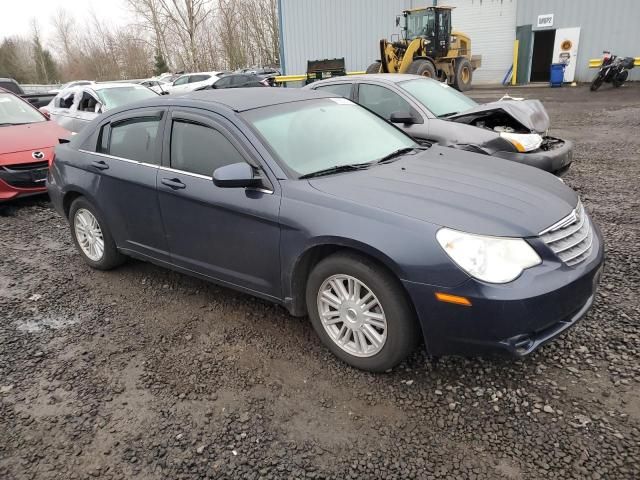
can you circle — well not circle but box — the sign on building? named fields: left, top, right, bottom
left=537, top=14, right=554, bottom=28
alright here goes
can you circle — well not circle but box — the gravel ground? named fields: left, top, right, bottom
left=1, top=84, right=639, bottom=480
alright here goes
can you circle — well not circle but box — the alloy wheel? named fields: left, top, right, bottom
left=317, top=274, right=387, bottom=357
left=74, top=208, right=105, bottom=261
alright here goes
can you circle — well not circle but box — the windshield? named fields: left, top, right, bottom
left=244, top=99, right=416, bottom=177
left=399, top=78, right=477, bottom=117
left=0, top=93, right=45, bottom=126
left=96, top=86, right=157, bottom=110
left=406, top=10, right=435, bottom=40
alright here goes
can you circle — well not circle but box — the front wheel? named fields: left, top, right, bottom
left=69, top=197, right=125, bottom=270
left=407, top=59, right=436, bottom=78
left=590, top=72, right=604, bottom=91
left=306, top=252, right=420, bottom=372
left=366, top=61, right=382, bottom=74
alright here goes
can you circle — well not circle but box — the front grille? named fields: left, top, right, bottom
left=0, top=161, right=49, bottom=189
left=540, top=202, right=594, bottom=267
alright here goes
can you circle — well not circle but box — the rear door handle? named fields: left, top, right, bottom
left=161, top=177, right=186, bottom=190
left=91, top=160, right=109, bottom=170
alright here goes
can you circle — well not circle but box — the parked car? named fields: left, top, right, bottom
left=139, top=79, right=171, bottom=94
left=165, top=72, right=225, bottom=94
left=237, top=66, right=281, bottom=86
left=43, top=83, right=159, bottom=133
left=0, top=88, right=69, bottom=202
left=306, top=74, right=573, bottom=175
left=48, top=89, right=603, bottom=372
left=198, top=73, right=268, bottom=89
left=0, top=78, right=56, bottom=108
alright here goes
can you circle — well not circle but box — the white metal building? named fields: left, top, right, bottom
left=278, top=0, right=639, bottom=84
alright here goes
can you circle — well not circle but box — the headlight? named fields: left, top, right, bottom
left=436, top=228, right=541, bottom=283
left=500, top=132, right=543, bottom=152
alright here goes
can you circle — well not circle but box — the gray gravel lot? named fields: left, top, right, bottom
left=1, top=84, right=639, bottom=480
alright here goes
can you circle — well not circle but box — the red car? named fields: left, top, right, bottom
left=0, top=87, right=70, bottom=202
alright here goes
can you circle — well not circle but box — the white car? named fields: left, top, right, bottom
left=43, top=83, right=158, bottom=133
left=165, top=72, right=224, bottom=94
left=139, top=79, right=171, bottom=94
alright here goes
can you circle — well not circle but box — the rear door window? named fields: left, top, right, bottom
left=189, top=75, right=210, bottom=83
left=108, top=117, right=162, bottom=164
left=357, top=84, right=412, bottom=121
left=170, top=120, right=244, bottom=177
left=314, top=83, right=353, bottom=98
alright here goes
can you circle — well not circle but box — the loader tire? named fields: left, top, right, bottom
left=366, top=62, right=382, bottom=74
left=407, top=59, right=436, bottom=78
left=453, top=58, right=473, bottom=91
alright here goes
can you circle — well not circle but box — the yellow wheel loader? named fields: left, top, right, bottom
left=367, top=6, right=481, bottom=91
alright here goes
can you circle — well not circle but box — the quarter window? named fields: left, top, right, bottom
left=170, top=121, right=244, bottom=177
left=108, top=117, right=161, bottom=164
left=315, top=83, right=352, bottom=98
left=358, top=84, right=412, bottom=120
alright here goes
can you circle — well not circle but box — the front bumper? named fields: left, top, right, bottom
left=493, top=137, right=573, bottom=175
left=403, top=222, right=604, bottom=357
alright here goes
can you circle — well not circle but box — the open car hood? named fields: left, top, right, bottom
left=448, top=99, right=550, bottom=134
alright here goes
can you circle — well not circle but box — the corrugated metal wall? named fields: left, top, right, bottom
left=279, top=0, right=418, bottom=75
left=516, top=0, right=640, bottom=82
left=444, top=0, right=517, bottom=83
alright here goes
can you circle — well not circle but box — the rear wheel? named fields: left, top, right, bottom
left=305, top=252, right=420, bottom=372
left=366, top=61, right=382, bottom=74
left=590, top=72, right=604, bottom=91
left=612, top=70, right=628, bottom=87
left=407, top=59, right=436, bottom=78
left=453, top=58, right=473, bottom=91
left=69, top=197, right=125, bottom=270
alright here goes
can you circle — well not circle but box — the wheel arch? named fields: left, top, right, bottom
left=62, top=187, right=96, bottom=219
left=285, top=237, right=411, bottom=318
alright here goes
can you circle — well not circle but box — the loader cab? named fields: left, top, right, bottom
left=402, top=7, right=452, bottom=58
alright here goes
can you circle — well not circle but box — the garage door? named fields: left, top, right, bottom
left=445, top=0, right=517, bottom=84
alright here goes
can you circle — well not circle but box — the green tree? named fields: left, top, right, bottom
left=153, top=49, right=169, bottom=76
left=32, top=21, right=59, bottom=83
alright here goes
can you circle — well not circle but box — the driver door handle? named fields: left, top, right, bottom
left=161, top=177, right=186, bottom=190
left=91, top=160, right=109, bottom=170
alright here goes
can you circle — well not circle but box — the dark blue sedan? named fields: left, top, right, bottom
left=48, top=89, right=604, bottom=372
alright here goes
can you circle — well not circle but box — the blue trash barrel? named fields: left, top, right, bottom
left=550, top=63, right=565, bottom=87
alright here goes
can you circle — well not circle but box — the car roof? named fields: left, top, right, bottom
left=178, top=88, right=335, bottom=112
left=311, top=74, right=422, bottom=87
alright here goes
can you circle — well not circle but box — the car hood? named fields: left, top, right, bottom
left=308, top=146, right=577, bottom=237
left=448, top=99, right=550, bottom=134
left=0, top=121, right=70, bottom=156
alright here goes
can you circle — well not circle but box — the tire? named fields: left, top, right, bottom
left=406, top=59, right=437, bottom=78
left=590, top=73, right=604, bottom=91
left=366, top=62, right=382, bottom=74
left=613, top=70, right=628, bottom=87
left=453, top=58, right=473, bottom=91
left=305, top=251, right=420, bottom=372
left=68, top=197, right=125, bottom=270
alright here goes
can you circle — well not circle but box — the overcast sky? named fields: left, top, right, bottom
left=1, top=0, right=128, bottom=45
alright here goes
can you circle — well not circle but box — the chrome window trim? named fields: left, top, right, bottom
left=78, top=149, right=274, bottom=194
left=78, top=149, right=159, bottom=169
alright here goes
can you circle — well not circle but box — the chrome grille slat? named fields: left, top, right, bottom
left=539, top=201, right=594, bottom=267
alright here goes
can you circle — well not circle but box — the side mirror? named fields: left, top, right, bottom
left=390, top=112, right=415, bottom=124
left=40, top=108, right=51, bottom=120
left=213, top=162, right=262, bottom=188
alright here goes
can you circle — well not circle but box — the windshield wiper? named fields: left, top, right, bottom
left=299, top=162, right=372, bottom=179
left=374, top=147, right=420, bottom=164
left=437, top=111, right=459, bottom=118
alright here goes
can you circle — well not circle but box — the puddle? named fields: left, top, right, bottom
left=16, top=315, right=79, bottom=333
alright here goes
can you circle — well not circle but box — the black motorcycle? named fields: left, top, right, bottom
left=590, top=51, right=635, bottom=91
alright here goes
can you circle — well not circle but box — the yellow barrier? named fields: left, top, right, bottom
left=274, top=71, right=366, bottom=83
left=589, top=57, right=640, bottom=68
left=511, top=40, right=519, bottom=86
